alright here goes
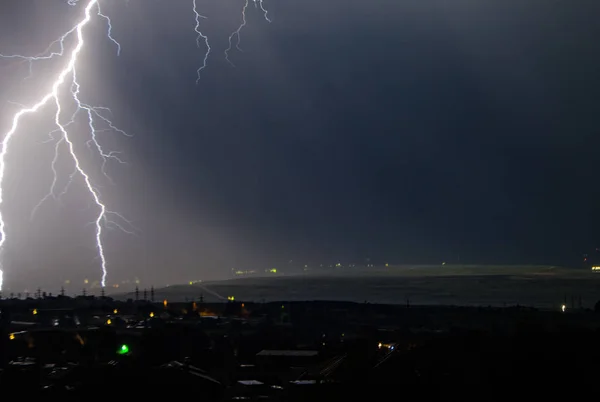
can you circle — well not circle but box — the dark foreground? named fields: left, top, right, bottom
left=2, top=295, right=600, bottom=400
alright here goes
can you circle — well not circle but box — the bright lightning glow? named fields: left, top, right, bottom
left=0, top=0, right=114, bottom=290
left=0, top=0, right=272, bottom=292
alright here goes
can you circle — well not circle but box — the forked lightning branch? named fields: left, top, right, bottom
left=0, top=0, right=270, bottom=291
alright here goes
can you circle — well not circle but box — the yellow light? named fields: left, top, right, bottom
left=9, top=333, right=15, bottom=340
left=149, top=312, right=154, bottom=318
left=32, top=309, right=38, bottom=315
left=189, top=281, right=193, bottom=285
left=106, top=319, right=112, bottom=325
left=378, top=342, right=382, bottom=349
left=163, top=299, right=168, bottom=307
left=84, top=279, right=89, bottom=284
left=113, top=309, right=118, bottom=314
left=227, top=296, right=235, bottom=301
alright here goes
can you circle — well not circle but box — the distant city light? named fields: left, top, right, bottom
left=592, top=266, right=600, bottom=271
left=561, top=304, right=566, bottom=312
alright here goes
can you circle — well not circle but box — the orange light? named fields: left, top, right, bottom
left=75, top=334, right=85, bottom=345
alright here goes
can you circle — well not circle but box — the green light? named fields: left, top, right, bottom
left=117, top=344, right=129, bottom=355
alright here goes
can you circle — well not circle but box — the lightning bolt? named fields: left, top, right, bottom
left=0, top=0, right=129, bottom=291
left=192, top=0, right=211, bottom=84
left=225, top=0, right=271, bottom=67
left=0, top=0, right=272, bottom=292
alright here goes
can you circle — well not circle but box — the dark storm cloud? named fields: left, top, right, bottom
left=0, top=0, right=599, bottom=290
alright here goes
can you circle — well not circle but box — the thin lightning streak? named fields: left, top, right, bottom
left=0, top=25, right=78, bottom=80
left=225, top=0, right=271, bottom=67
left=192, top=0, right=211, bottom=84
left=256, top=0, right=272, bottom=23
left=53, top=94, right=111, bottom=286
left=97, top=3, right=121, bottom=56
left=225, top=0, right=249, bottom=67
left=71, top=69, right=129, bottom=184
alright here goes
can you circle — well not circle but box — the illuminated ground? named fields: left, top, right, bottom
left=122, top=265, right=600, bottom=309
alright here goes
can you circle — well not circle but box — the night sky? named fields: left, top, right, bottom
left=0, top=0, right=599, bottom=290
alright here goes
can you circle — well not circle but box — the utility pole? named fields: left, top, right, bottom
left=101, top=287, right=105, bottom=299
left=60, top=287, right=65, bottom=297
left=82, top=288, right=87, bottom=297
left=135, top=286, right=139, bottom=301
left=143, top=288, right=147, bottom=301
left=150, top=286, right=155, bottom=302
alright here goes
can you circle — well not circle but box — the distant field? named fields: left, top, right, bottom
left=118, top=265, right=600, bottom=309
